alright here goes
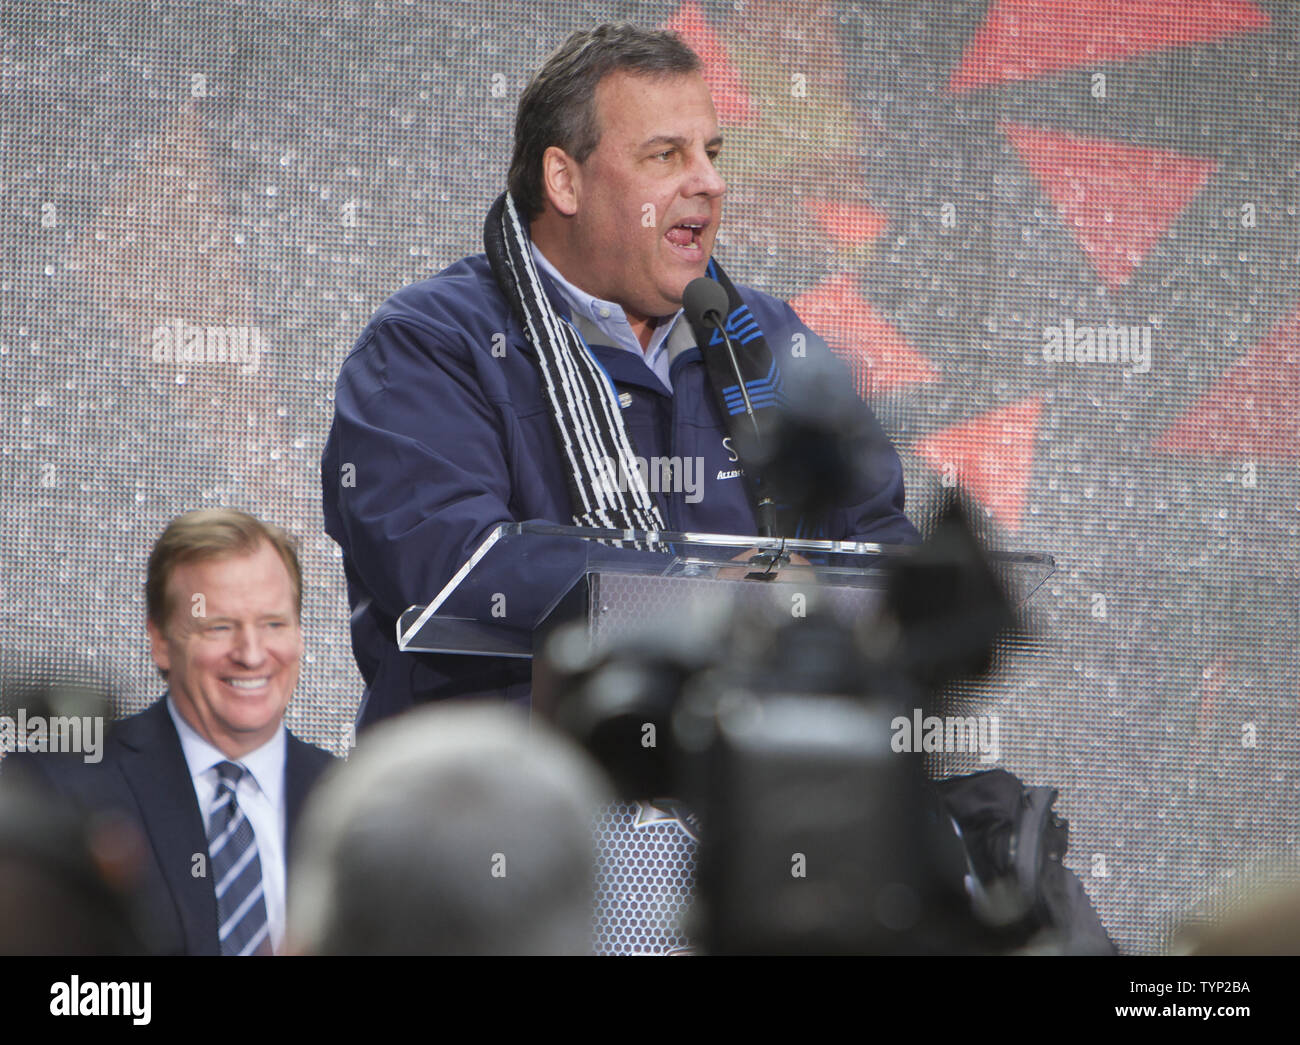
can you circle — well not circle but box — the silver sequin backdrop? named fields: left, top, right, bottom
left=2, top=0, right=1298, bottom=954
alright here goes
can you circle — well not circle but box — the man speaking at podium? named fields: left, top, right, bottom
left=323, top=22, right=919, bottom=727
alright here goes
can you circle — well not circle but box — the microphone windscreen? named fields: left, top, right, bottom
left=682, top=277, right=730, bottom=334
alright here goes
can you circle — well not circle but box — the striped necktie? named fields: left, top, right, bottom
left=207, top=761, right=272, bottom=956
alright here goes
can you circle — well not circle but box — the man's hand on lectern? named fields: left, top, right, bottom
left=716, top=547, right=813, bottom=582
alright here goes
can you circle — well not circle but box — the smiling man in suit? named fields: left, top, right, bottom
left=5, top=509, right=336, bottom=955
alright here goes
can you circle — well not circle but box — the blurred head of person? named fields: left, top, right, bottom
left=288, top=703, right=610, bottom=955
left=145, top=508, right=304, bottom=760
left=0, top=778, right=146, bottom=955
left=1176, top=875, right=1300, bottom=956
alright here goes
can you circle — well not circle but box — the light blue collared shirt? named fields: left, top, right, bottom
left=530, top=244, right=688, bottom=394
left=166, top=695, right=288, bottom=953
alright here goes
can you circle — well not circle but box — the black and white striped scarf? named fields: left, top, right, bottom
left=484, top=191, right=805, bottom=538
left=484, top=192, right=667, bottom=534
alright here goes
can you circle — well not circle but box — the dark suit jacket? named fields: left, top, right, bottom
left=3, top=697, right=336, bottom=955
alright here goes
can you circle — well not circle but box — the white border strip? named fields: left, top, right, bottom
left=397, top=525, right=507, bottom=648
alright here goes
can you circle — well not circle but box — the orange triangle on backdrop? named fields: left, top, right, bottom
left=1001, top=121, right=1217, bottom=288
left=1154, top=298, right=1300, bottom=458
left=71, top=101, right=257, bottom=345
left=801, top=197, right=890, bottom=248
left=789, top=273, right=939, bottom=398
left=913, top=397, right=1043, bottom=532
left=662, top=1, right=760, bottom=126
left=69, top=102, right=295, bottom=503
left=949, top=0, right=1271, bottom=93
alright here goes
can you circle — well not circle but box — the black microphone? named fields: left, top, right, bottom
left=682, top=276, right=731, bottom=346
left=683, top=277, right=778, bottom=543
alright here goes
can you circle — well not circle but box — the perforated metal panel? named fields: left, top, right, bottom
left=593, top=801, right=696, bottom=956
left=585, top=570, right=887, bottom=954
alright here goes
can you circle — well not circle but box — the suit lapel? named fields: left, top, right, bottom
left=115, top=700, right=220, bottom=956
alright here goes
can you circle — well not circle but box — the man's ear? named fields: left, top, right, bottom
left=540, top=145, right=580, bottom=217
left=146, top=618, right=171, bottom=676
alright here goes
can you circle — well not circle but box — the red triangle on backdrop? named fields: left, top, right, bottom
left=949, top=0, right=1271, bottom=93
left=789, top=273, right=939, bottom=397
left=1001, top=122, right=1217, bottom=288
left=1154, top=298, right=1300, bottom=457
left=913, top=397, right=1043, bottom=532
left=662, top=2, right=760, bottom=126
left=801, top=197, right=890, bottom=248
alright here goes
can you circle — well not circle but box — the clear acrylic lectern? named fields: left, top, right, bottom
left=397, top=522, right=1055, bottom=954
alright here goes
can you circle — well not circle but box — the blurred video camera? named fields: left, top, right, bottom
left=535, top=346, right=1037, bottom=953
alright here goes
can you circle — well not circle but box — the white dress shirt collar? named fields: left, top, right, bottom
left=165, top=694, right=286, bottom=808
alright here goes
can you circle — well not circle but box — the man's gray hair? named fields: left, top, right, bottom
left=507, top=22, right=702, bottom=218
left=288, top=702, right=611, bottom=955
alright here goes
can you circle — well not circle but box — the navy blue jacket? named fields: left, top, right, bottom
left=322, top=253, right=919, bottom=726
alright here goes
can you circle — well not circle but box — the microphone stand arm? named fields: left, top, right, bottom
left=705, top=309, right=786, bottom=575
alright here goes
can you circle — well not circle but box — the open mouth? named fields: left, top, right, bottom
left=665, top=221, right=705, bottom=253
